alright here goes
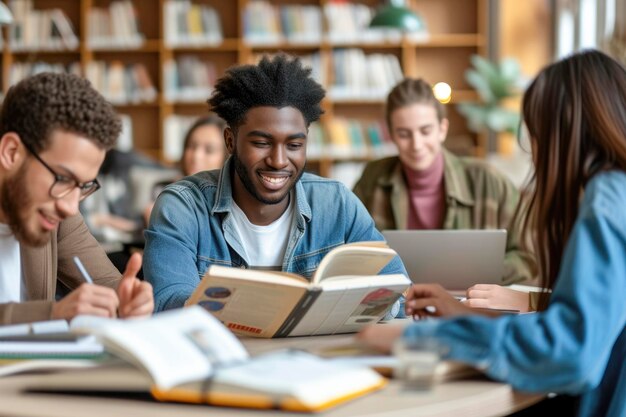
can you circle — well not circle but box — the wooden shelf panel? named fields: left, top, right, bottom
left=8, top=48, right=81, bottom=55
left=410, top=34, right=486, bottom=48
left=241, top=34, right=484, bottom=50
left=245, top=41, right=322, bottom=51
left=89, top=39, right=162, bottom=53
left=329, top=89, right=477, bottom=105
left=166, top=38, right=241, bottom=52
left=450, top=89, right=478, bottom=102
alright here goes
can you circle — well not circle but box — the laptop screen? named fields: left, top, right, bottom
left=382, top=230, right=507, bottom=291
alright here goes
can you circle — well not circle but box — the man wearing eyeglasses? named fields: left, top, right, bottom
left=0, top=72, right=154, bottom=324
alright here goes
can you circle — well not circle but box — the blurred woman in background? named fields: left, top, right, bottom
left=144, top=116, right=227, bottom=225
left=179, top=116, right=227, bottom=178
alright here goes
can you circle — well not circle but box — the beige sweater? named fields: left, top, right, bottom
left=0, top=214, right=121, bottom=324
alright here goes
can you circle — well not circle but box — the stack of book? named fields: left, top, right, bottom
left=243, top=1, right=282, bottom=45
left=304, top=122, right=326, bottom=160
left=8, top=62, right=81, bottom=87
left=163, top=115, right=200, bottom=162
left=329, top=49, right=403, bottom=101
left=87, top=0, right=145, bottom=50
left=163, top=56, right=216, bottom=103
left=5, top=308, right=387, bottom=412
left=8, top=0, right=78, bottom=51
left=85, top=61, right=157, bottom=105
left=0, top=319, right=105, bottom=362
left=116, top=114, right=134, bottom=152
left=243, top=1, right=322, bottom=45
left=324, top=118, right=397, bottom=159
left=323, top=2, right=403, bottom=44
left=252, top=51, right=326, bottom=87
left=281, top=4, right=323, bottom=44
left=163, top=0, right=223, bottom=47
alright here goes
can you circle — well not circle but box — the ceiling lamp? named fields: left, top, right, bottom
left=369, top=0, right=425, bottom=32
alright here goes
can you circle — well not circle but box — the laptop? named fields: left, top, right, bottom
left=382, top=230, right=507, bottom=291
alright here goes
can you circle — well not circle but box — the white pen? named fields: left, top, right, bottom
left=73, top=256, right=94, bottom=284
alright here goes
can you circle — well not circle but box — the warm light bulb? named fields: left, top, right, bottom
left=433, top=82, right=452, bottom=104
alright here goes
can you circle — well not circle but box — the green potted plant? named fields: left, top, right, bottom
left=457, top=55, right=522, bottom=155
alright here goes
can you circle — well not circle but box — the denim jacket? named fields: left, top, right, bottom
left=144, top=158, right=407, bottom=311
left=402, top=170, right=626, bottom=417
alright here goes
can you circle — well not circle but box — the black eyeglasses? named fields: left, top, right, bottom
left=22, top=142, right=100, bottom=201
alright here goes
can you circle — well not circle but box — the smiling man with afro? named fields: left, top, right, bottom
left=144, top=54, right=408, bottom=315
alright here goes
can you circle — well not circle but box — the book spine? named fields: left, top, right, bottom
left=273, top=288, right=323, bottom=338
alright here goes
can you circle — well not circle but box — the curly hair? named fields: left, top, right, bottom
left=208, top=54, right=325, bottom=131
left=0, top=72, right=121, bottom=152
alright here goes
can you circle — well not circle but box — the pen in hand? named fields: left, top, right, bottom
left=73, top=256, right=120, bottom=318
left=73, top=256, right=94, bottom=284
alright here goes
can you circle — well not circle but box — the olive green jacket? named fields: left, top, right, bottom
left=353, top=150, right=536, bottom=284
left=0, top=214, right=120, bottom=324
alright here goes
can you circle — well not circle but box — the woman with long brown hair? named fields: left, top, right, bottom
left=358, top=50, right=626, bottom=417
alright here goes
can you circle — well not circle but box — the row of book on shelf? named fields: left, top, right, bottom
left=8, top=0, right=142, bottom=51
left=85, top=61, right=156, bottom=105
left=164, top=116, right=397, bottom=163
left=315, top=118, right=398, bottom=159
left=164, top=0, right=223, bottom=47
left=8, top=48, right=403, bottom=104
left=8, top=60, right=194, bottom=105
left=87, top=0, right=144, bottom=49
left=5, top=0, right=428, bottom=52
left=7, top=0, right=78, bottom=51
left=8, top=60, right=205, bottom=105
left=119, top=114, right=387, bottom=188
left=329, top=49, right=403, bottom=101
left=163, top=56, right=216, bottom=103
left=243, top=1, right=427, bottom=45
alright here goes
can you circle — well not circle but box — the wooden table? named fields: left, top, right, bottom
left=0, top=333, right=543, bottom=417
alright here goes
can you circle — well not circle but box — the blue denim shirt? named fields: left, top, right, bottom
left=144, top=158, right=407, bottom=312
left=403, top=170, right=626, bottom=417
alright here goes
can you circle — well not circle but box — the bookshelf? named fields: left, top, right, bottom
left=0, top=0, right=488, bottom=178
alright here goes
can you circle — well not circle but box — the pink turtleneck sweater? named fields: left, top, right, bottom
left=403, top=153, right=446, bottom=229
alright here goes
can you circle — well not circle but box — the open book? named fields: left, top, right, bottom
left=24, top=307, right=386, bottom=412
left=185, top=242, right=411, bottom=338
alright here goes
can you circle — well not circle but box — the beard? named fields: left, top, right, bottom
left=1, top=164, right=52, bottom=247
left=232, top=152, right=303, bottom=206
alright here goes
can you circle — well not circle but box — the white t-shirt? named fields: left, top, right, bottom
left=0, top=223, right=22, bottom=303
left=230, top=195, right=295, bottom=270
